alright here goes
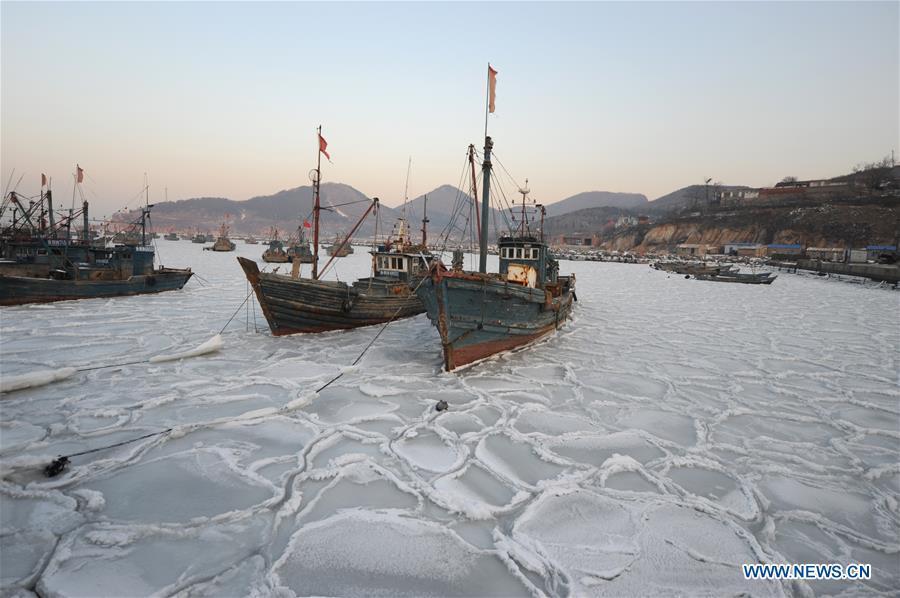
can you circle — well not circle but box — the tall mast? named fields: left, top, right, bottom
left=402, top=156, right=411, bottom=223
left=468, top=144, right=481, bottom=248
left=421, top=194, right=428, bottom=246
left=312, top=125, right=322, bottom=280
left=479, top=136, right=492, bottom=273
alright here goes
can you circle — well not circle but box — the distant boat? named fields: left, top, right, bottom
left=695, top=271, right=777, bottom=284
left=239, top=126, right=433, bottom=334
left=415, top=88, right=576, bottom=370
left=325, top=233, right=354, bottom=257
left=244, top=235, right=258, bottom=245
left=164, top=232, right=179, bottom=241
left=0, top=187, right=192, bottom=305
left=287, top=225, right=315, bottom=263
left=205, top=222, right=235, bottom=252
left=191, top=229, right=206, bottom=244
left=262, top=227, right=290, bottom=263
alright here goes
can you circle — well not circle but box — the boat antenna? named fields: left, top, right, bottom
left=311, top=125, right=323, bottom=280
left=518, top=179, right=530, bottom=236
left=421, top=194, right=428, bottom=246
left=402, top=156, right=411, bottom=222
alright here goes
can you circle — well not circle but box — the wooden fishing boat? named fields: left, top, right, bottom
left=262, top=228, right=290, bottom=263
left=694, top=271, right=777, bottom=284
left=1, top=185, right=192, bottom=305
left=238, top=126, right=433, bottom=335
left=415, top=72, right=576, bottom=371
left=287, top=226, right=315, bottom=263
left=325, top=233, right=354, bottom=257
left=205, top=222, right=235, bottom=251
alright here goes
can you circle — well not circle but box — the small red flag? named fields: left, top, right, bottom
left=41, top=173, right=47, bottom=187
left=318, top=134, right=330, bottom=160
left=76, top=165, right=84, bottom=183
left=303, top=220, right=311, bottom=228
left=488, top=65, right=498, bottom=114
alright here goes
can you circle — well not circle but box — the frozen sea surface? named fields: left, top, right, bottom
left=1, top=242, right=898, bottom=597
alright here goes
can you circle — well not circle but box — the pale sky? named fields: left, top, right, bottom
left=2, top=1, right=898, bottom=217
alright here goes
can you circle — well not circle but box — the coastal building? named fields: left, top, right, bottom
left=766, top=243, right=803, bottom=258
left=724, top=242, right=759, bottom=255
left=736, top=245, right=767, bottom=258
left=806, top=247, right=846, bottom=262
left=866, top=245, right=898, bottom=262
left=676, top=244, right=721, bottom=257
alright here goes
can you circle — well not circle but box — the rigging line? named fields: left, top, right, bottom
left=315, top=272, right=432, bottom=393
left=62, top=428, right=174, bottom=459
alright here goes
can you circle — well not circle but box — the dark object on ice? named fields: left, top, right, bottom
left=435, top=400, right=449, bottom=412
left=685, top=274, right=690, bottom=279
left=694, top=271, right=777, bottom=285
left=0, top=195, right=192, bottom=305
left=44, top=456, right=69, bottom=478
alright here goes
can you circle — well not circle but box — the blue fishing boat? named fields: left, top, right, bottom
left=1, top=184, right=192, bottom=305
left=415, top=69, right=575, bottom=370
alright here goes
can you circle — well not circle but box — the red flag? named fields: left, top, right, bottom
left=488, top=65, right=498, bottom=113
left=41, top=173, right=47, bottom=187
left=76, top=165, right=84, bottom=183
left=318, top=134, right=330, bottom=160
left=303, top=220, right=311, bottom=228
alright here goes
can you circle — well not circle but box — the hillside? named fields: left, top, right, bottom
left=115, top=183, right=400, bottom=238
left=647, top=184, right=751, bottom=214
left=542, top=206, right=630, bottom=237
left=600, top=198, right=899, bottom=253
left=544, top=191, right=648, bottom=216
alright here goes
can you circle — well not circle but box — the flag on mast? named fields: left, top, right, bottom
left=488, top=65, right=498, bottom=113
left=318, top=134, right=331, bottom=161
left=41, top=173, right=47, bottom=187
left=76, top=165, right=84, bottom=183
left=303, top=220, right=311, bottom=228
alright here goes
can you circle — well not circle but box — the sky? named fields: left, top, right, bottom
left=2, top=1, right=898, bottom=217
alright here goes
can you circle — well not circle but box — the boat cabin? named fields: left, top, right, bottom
left=371, top=246, right=429, bottom=282
left=498, top=236, right=558, bottom=288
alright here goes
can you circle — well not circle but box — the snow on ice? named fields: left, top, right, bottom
left=1, top=243, right=898, bottom=596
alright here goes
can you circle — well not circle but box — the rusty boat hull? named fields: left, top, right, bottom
left=238, top=257, right=424, bottom=335
left=415, top=269, right=576, bottom=371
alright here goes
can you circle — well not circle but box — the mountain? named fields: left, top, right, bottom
left=542, top=206, right=630, bottom=238
left=544, top=191, right=648, bottom=216
left=115, top=183, right=399, bottom=238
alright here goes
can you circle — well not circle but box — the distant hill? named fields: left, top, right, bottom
left=544, top=191, right=648, bottom=216
left=542, top=206, right=630, bottom=237
left=401, top=185, right=505, bottom=242
left=116, top=183, right=400, bottom=238
left=648, top=185, right=750, bottom=214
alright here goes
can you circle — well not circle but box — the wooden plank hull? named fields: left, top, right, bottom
left=0, top=269, right=193, bottom=306
left=237, top=257, right=424, bottom=335
left=415, top=271, right=575, bottom=371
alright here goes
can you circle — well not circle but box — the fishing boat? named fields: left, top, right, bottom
left=287, top=225, right=315, bottom=263
left=0, top=182, right=192, bottom=305
left=262, top=228, right=290, bottom=263
left=238, top=126, right=432, bottom=335
left=205, top=222, right=235, bottom=251
left=325, top=233, right=354, bottom=257
left=164, top=232, right=179, bottom=241
left=414, top=67, right=576, bottom=370
left=191, top=229, right=206, bottom=244
left=694, top=270, right=777, bottom=284
left=244, top=235, right=258, bottom=245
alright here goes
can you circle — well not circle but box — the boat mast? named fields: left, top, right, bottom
left=421, top=194, right=428, bottom=246
left=479, top=136, right=492, bottom=273
left=468, top=145, right=481, bottom=248
left=312, top=125, right=322, bottom=280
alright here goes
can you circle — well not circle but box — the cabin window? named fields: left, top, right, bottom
left=531, top=248, right=539, bottom=259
